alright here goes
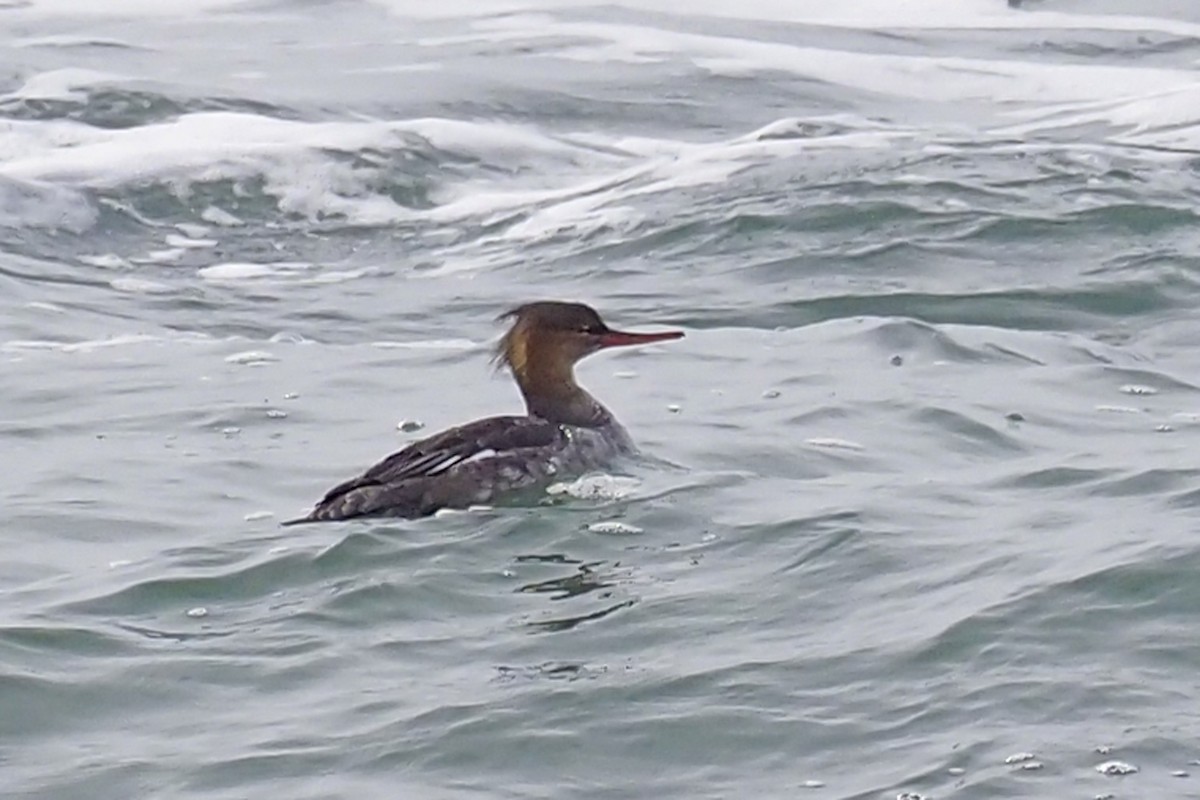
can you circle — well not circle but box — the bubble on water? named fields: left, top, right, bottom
left=1172, top=770, right=1189, bottom=778
left=1120, top=384, right=1157, bottom=395
left=1155, top=424, right=1174, bottom=433
left=666, top=403, right=681, bottom=413
left=1018, top=762, right=1043, bottom=771
left=587, top=521, right=643, bottom=535
left=762, top=389, right=781, bottom=399
left=224, top=350, right=278, bottom=365
left=284, top=392, right=300, bottom=400
left=186, top=607, right=208, bottom=618
left=896, top=793, right=929, bottom=800
left=108, top=559, right=132, bottom=569
left=614, top=370, right=638, bottom=379
left=243, top=511, right=274, bottom=521
left=947, top=768, right=965, bottom=776
left=801, top=779, right=824, bottom=788
left=397, top=419, right=425, bottom=432
left=266, top=409, right=288, bottom=419
left=1095, top=760, right=1138, bottom=776
left=221, top=427, right=241, bottom=436
left=1095, top=745, right=1112, bottom=755
left=1005, top=753, right=1037, bottom=765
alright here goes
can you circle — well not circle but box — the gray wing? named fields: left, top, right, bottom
left=286, top=415, right=562, bottom=523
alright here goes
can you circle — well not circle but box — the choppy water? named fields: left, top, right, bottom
left=4, top=1, right=1200, bottom=797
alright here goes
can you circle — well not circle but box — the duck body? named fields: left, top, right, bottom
left=289, top=413, right=632, bottom=522
left=285, top=301, right=681, bottom=524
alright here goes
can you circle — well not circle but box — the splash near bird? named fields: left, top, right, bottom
left=285, top=301, right=684, bottom=523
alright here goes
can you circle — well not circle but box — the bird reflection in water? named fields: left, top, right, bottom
left=513, top=553, right=636, bottom=632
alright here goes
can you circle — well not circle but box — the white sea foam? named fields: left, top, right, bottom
left=164, top=234, right=218, bottom=249
left=224, top=350, right=279, bottom=365
left=199, top=262, right=314, bottom=282
left=174, top=223, right=212, bottom=238
left=16, top=0, right=249, bottom=16
left=547, top=475, right=640, bottom=500
left=1095, top=760, right=1139, bottom=776
left=131, top=248, right=186, bottom=265
left=78, top=253, right=131, bottom=269
left=196, top=260, right=374, bottom=286
left=0, top=113, right=423, bottom=223
left=300, top=269, right=379, bottom=285
left=422, top=121, right=912, bottom=247
left=1095, top=405, right=1144, bottom=414
left=0, top=67, right=130, bottom=102
left=0, top=110, right=609, bottom=226
left=1, top=331, right=316, bottom=358
left=25, top=301, right=66, bottom=313
left=412, top=11, right=1200, bottom=152
left=370, top=339, right=477, bottom=350
left=379, top=0, right=1200, bottom=38
left=14, top=35, right=137, bottom=49
left=342, top=63, right=443, bottom=75
left=587, top=521, right=644, bottom=535
left=805, top=437, right=866, bottom=452
left=200, top=206, right=244, bottom=227
left=998, top=83, right=1200, bottom=149
left=3, top=334, right=169, bottom=353
left=110, top=277, right=173, bottom=294
left=0, top=3, right=1193, bottom=245
left=696, top=0, right=1200, bottom=36
left=468, top=15, right=1196, bottom=110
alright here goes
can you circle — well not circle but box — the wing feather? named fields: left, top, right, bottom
left=314, top=415, right=561, bottom=507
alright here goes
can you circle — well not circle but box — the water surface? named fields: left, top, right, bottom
left=3, top=1, right=1200, bottom=798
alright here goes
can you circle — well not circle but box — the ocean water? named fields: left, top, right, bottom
left=3, top=0, right=1200, bottom=797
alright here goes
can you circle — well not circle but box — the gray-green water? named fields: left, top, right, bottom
left=4, top=1, right=1200, bottom=797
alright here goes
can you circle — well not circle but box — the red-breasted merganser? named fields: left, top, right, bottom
left=284, top=301, right=683, bottom=523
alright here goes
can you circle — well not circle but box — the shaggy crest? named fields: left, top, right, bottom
left=491, top=301, right=604, bottom=374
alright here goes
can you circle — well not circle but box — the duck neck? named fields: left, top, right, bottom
left=513, top=360, right=610, bottom=428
